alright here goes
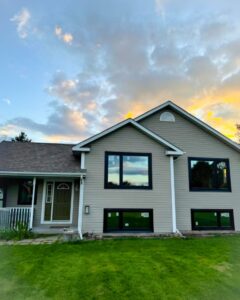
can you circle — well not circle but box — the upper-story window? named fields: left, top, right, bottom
left=188, top=158, right=231, bottom=192
left=105, top=152, right=152, bottom=189
left=160, top=111, right=175, bottom=122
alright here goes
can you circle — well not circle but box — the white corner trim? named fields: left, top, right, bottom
left=78, top=176, right=85, bottom=240
left=170, top=156, right=177, bottom=233
left=80, top=152, right=85, bottom=169
left=78, top=151, right=86, bottom=239
left=72, top=118, right=183, bottom=154
left=135, top=100, right=240, bottom=153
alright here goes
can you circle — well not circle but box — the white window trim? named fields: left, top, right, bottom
left=41, top=179, right=74, bottom=225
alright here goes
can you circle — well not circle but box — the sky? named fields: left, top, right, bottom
left=0, top=0, right=240, bottom=143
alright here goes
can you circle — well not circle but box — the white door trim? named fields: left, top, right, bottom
left=41, top=179, right=74, bottom=225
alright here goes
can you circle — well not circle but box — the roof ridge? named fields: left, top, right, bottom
left=135, top=100, right=240, bottom=153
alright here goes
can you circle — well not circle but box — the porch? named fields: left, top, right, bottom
left=0, top=172, right=86, bottom=235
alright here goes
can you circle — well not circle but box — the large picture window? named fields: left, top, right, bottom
left=18, top=179, right=37, bottom=205
left=191, top=209, right=234, bottom=230
left=105, top=152, right=152, bottom=189
left=188, top=158, right=231, bottom=192
left=104, top=209, right=153, bottom=232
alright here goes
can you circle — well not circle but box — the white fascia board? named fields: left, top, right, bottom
left=72, top=118, right=182, bottom=154
left=135, top=101, right=171, bottom=121
left=135, top=100, right=240, bottom=153
left=130, top=120, right=183, bottom=154
left=0, top=171, right=86, bottom=178
left=72, top=119, right=131, bottom=151
left=166, top=150, right=184, bottom=156
left=75, top=147, right=90, bottom=152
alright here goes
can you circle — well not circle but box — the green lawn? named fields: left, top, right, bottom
left=1, top=236, right=240, bottom=300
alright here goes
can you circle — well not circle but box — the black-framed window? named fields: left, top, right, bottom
left=18, top=179, right=37, bottom=205
left=188, top=158, right=231, bottom=192
left=105, top=152, right=152, bottom=189
left=191, top=209, right=234, bottom=230
left=103, top=209, right=154, bottom=232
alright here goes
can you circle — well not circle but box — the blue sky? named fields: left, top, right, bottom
left=1, top=0, right=240, bottom=142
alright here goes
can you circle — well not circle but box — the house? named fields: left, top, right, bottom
left=0, top=101, right=239, bottom=237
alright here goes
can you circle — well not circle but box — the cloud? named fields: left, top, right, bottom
left=1, top=98, right=11, bottom=105
left=10, top=8, right=31, bottom=39
left=0, top=102, right=91, bottom=143
left=3, top=1, right=240, bottom=142
left=55, top=26, right=73, bottom=44
left=155, top=0, right=167, bottom=19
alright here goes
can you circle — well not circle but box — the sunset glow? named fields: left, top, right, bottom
left=1, top=0, right=240, bottom=143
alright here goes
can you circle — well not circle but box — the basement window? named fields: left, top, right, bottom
left=191, top=209, right=234, bottom=230
left=104, top=209, right=154, bottom=232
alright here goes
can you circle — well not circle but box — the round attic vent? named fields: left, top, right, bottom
left=160, top=111, right=175, bottom=122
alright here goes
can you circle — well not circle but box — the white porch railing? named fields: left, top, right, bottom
left=0, top=207, right=31, bottom=230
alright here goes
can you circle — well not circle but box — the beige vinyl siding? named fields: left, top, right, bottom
left=140, top=109, right=240, bottom=231
left=83, top=124, right=172, bottom=234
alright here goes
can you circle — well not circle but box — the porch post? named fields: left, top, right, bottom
left=170, top=156, right=177, bottom=233
left=78, top=152, right=85, bottom=239
left=29, top=177, right=36, bottom=229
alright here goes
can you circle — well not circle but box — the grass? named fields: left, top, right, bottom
left=0, top=236, right=240, bottom=299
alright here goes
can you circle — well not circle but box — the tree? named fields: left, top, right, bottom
left=11, top=132, right=32, bottom=142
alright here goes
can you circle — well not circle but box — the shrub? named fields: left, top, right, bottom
left=0, top=222, right=34, bottom=240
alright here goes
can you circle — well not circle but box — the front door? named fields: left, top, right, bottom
left=52, top=182, right=72, bottom=221
left=43, top=181, right=73, bottom=223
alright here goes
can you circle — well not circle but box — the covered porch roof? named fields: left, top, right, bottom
left=0, top=141, right=85, bottom=177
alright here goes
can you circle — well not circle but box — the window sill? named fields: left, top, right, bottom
left=104, top=186, right=153, bottom=190
left=189, top=189, right=232, bottom=192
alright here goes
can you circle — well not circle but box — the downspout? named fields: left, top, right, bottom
left=78, top=152, right=85, bottom=239
left=29, top=177, right=36, bottom=230
left=170, top=156, right=177, bottom=234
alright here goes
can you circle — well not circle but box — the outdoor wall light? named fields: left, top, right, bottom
left=84, top=205, right=90, bottom=214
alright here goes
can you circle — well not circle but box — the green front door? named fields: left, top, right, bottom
left=43, top=181, right=72, bottom=222
left=52, top=182, right=72, bottom=221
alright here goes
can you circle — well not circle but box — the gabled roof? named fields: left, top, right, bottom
left=0, top=141, right=84, bottom=175
left=72, top=118, right=184, bottom=156
left=135, top=101, right=240, bottom=153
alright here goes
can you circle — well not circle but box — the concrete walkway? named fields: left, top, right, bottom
left=0, top=235, right=62, bottom=245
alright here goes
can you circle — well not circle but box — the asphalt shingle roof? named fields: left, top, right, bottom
left=0, top=141, right=81, bottom=173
